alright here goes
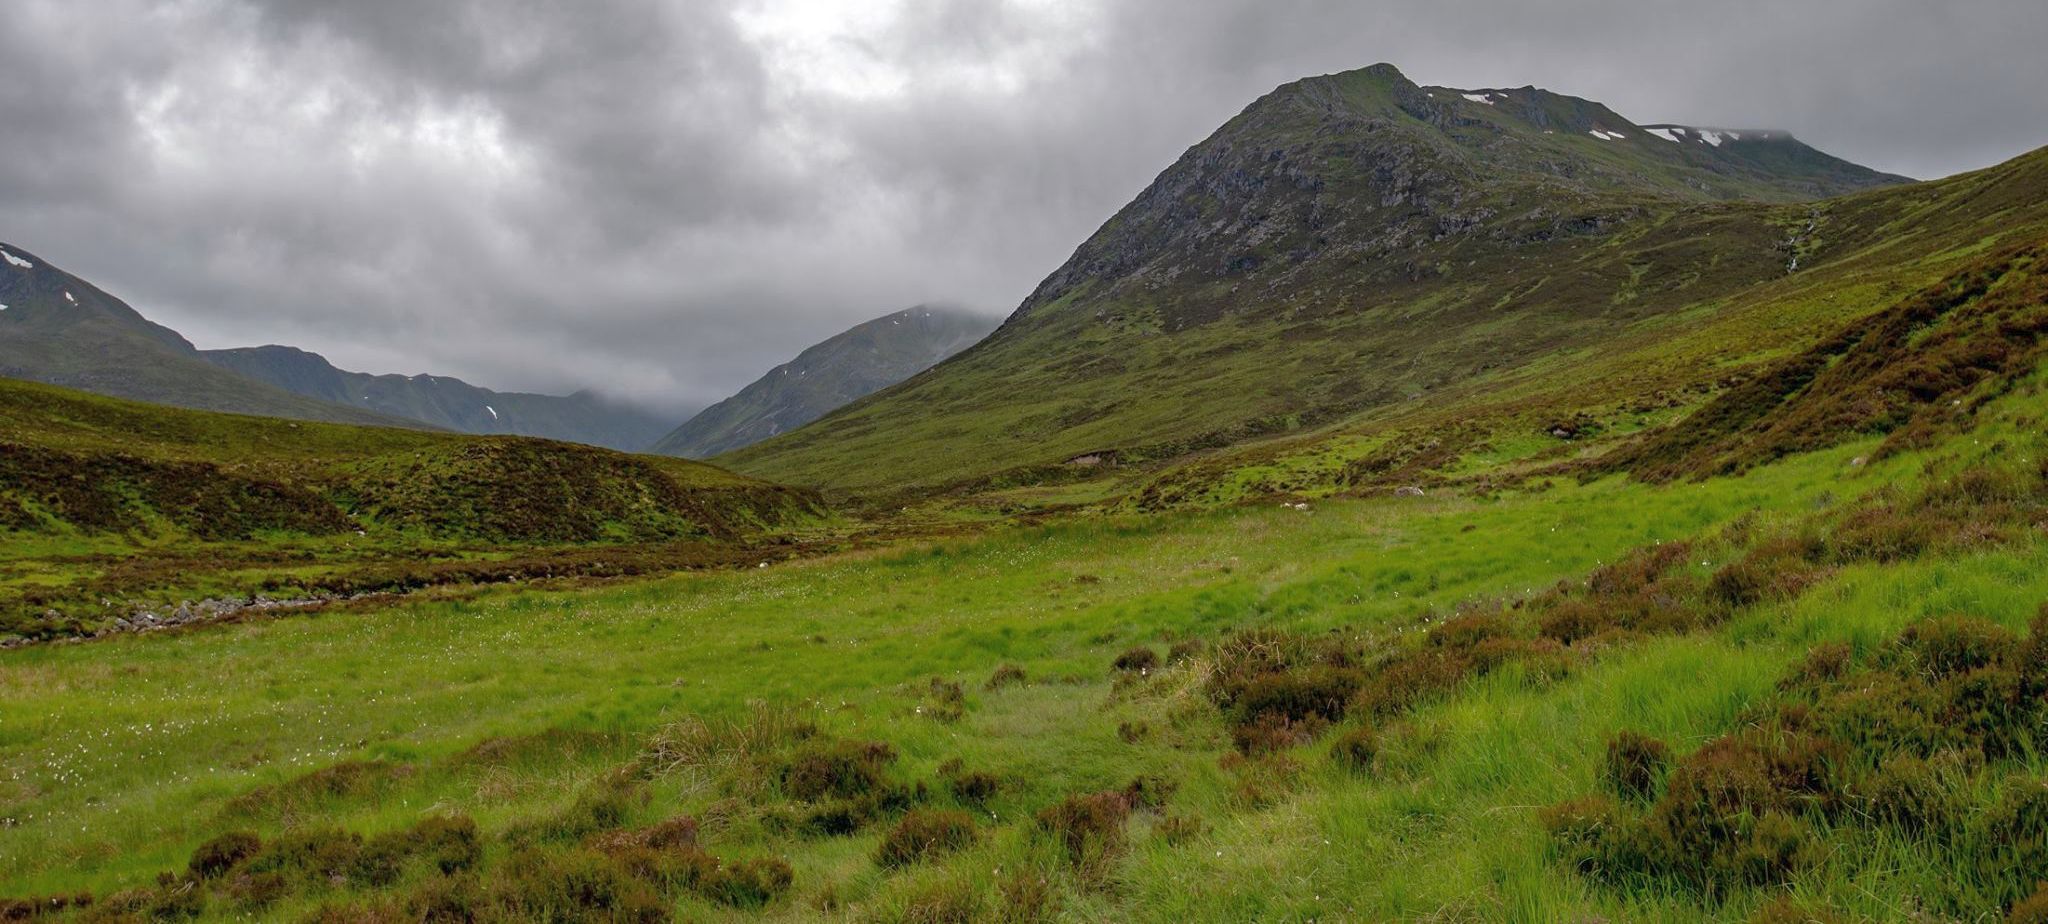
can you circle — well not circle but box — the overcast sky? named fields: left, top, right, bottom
left=4, top=0, right=2044, bottom=410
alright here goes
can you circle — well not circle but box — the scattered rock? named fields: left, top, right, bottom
left=1394, top=486, right=1427, bottom=497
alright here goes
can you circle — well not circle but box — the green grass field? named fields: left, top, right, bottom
left=7, top=351, right=2044, bottom=920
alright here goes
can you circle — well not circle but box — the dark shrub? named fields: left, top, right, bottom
left=984, top=664, right=1027, bottom=691
left=1230, top=710, right=1321, bottom=755
left=1112, top=647, right=1159, bottom=673
left=1121, top=775, right=1176, bottom=811
left=702, top=857, right=793, bottom=908
left=1430, top=612, right=1511, bottom=651
left=188, top=831, right=261, bottom=879
left=1632, top=733, right=1833, bottom=892
left=997, top=869, right=1055, bottom=923
left=1828, top=505, right=1936, bottom=563
left=406, top=873, right=485, bottom=924
left=1167, top=639, right=1205, bottom=663
left=1777, top=642, right=1852, bottom=693
left=0, top=894, right=92, bottom=921
left=1947, top=665, right=2031, bottom=759
left=1331, top=726, right=1378, bottom=773
left=494, top=847, right=668, bottom=923
left=1893, top=615, right=2019, bottom=677
left=2010, top=883, right=2048, bottom=924
left=249, top=828, right=364, bottom=883
left=506, top=785, right=643, bottom=846
left=941, top=763, right=1001, bottom=807
left=1355, top=650, right=1469, bottom=719
left=1706, top=558, right=1773, bottom=608
left=924, top=678, right=967, bottom=723
left=1537, top=795, right=1624, bottom=874
left=354, top=833, right=410, bottom=888
left=1230, top=665, right=1361, bottom=728
left=1036, top=791, right=1132, bottom=867
left=1860, top=755, right=1961, bottom=838
left=1976, top=780, right=2048, bottom=907
left=222, top=871, right=287, bottom=910
left=1604, top=731, right=1671, bottom=802
left=1536, top=599, right=1608, bottom=645
left=875, top=810, right=978, bottom=867
left=637, top=816, right=700, bottom=852
left=1205, top=629, right=1317, bottom=706
left=780, top=740, right=896, bottom=801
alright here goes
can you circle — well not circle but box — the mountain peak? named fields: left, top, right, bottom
left=651, top=306, right=999, bottom=459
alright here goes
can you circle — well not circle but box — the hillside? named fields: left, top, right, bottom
left=718, top=64, right=1957, bottom=492
left=202, top=344, right=687, bottom=452
left=0, top=242, right=415, bottom=427
left=0, top=375, right=824, bottom=640
left=651, top=305, right=998, bottom=458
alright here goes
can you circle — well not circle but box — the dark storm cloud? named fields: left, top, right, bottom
left=3, top=0, right=2043, bottom=410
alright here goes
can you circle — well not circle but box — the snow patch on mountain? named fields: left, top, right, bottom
left=1, top=249, right=33, bottom=270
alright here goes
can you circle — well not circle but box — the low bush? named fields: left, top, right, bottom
left=494, top=847, right=669, bottom=923
left=780, top=740, right=897, bottom=802
left=984, top=663, right=1028, bottom=691
left=939, top=760, right=1001, bottom=807
left=875, top=809, right=978, bottom=867
left=700, top=857, right=793, bottom=908
left=1036, top=791, right=1132, bottom=868
left=1551, top=615, right=2048, bottom=911
left=1604, top=731, right=1670, bottom=802
left=187, top=831, right=261, bottom=879
left=1112, top=646, right=1159, bottom=673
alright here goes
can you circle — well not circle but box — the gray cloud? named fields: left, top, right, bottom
left=3, top=0, right=2044, bottom=411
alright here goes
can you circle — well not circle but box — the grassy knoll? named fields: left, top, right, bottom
left=0, top=377, right=827, bottom=641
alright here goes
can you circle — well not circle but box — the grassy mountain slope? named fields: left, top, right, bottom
left=202, top=344, right=687, bottom=452
left=653, top=306, right=998, bottom=459
left=719, top=64, right=1940, bottom=492
left=0, top=375, right=824, bottom=638
left=0, top=243, right=418, bottom=428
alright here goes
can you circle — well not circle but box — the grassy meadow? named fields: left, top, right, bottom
left=9, top=361, right=2046, bottom=922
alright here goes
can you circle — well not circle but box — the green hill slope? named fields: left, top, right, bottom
left=0, top=243, right=418, bottom=427
left=652, top=305, right=998, bottom=458
left=0, top=375, right=824, bottom=638
left=201, top=344, right=687, bottom=452
left=717, top=64, right=1957, bottom=492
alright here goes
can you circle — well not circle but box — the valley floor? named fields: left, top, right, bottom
left=6, top=368, right=2047, bottom=920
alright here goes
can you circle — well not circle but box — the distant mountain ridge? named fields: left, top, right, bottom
left=651, top=305, right=998, bottom=459
left=0, top=240, right=413, bottom=428
left=0, top=241, right=687, bottom=449
left=202, top=345, right=685, bottom=453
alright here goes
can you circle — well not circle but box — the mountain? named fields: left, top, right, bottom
left=202, top=345, right=686, bottom=453
left=716, top=64, right=2037, bottom=494
left=0, top=241, right=413, bottom=427
left=0, top=241, right=691, bottom=449
left=650, top=305, right=998, bottom=458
